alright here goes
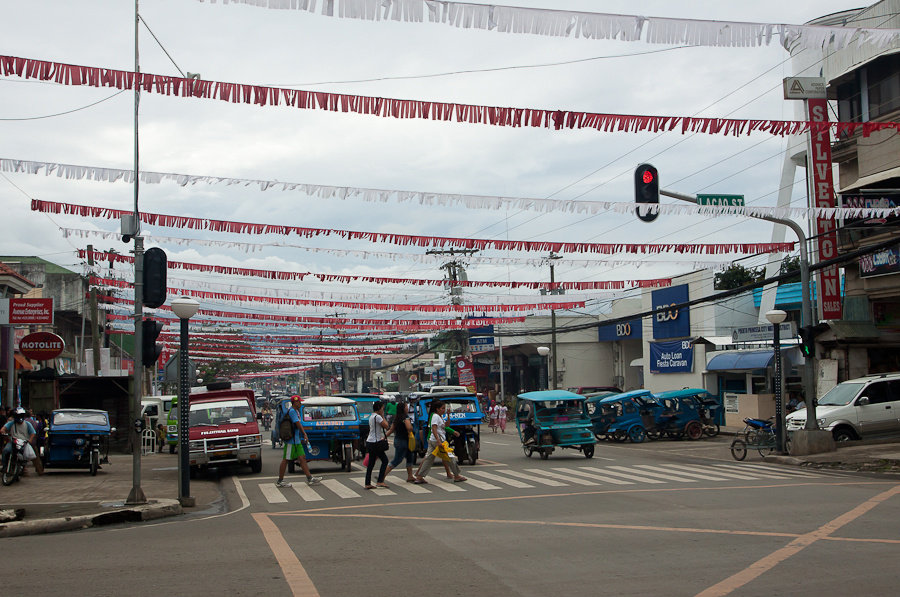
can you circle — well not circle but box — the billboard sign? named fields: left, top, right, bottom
left=19, top=331, right=64, bottom=360
left=598, top=318, right=642, bottom=341
left=649, top=339, right=694, bottom=374
left=651, top=284, right=690, bottom=339
left=0, top=298, right=54, bottom=325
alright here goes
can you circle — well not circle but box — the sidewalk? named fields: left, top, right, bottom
left=0, top=451, right=221, bottom=538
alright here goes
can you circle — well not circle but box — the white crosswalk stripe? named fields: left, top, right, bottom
left=580, top=466, right=665, bottom=484
left=565, top=468, right=634, bottom=485
left=633, top=464, right=733, bottom=481
left=541, top=468, right=602, bottom=486
left=322, top=478, right=361, bottom=499
left=251, top=462, right=838, bottom=504
left=466, top=470, right=534, bottom=488
left=292, top=483, right=324, bottom=502
left=260, top=483, right=289, bottom=503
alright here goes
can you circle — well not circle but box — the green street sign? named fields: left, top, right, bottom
left=696, top=194, right=745, bottom=207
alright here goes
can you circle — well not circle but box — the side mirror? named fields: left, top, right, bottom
left=110, top=427, right=117, bottom=433
left=858, top=396, right=870, bottom=406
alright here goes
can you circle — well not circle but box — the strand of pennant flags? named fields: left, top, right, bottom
left=80, top=249, right=671, bottom=290
left=3, top=55, right=900, bottom=140
left=8, top=158, right=900, bottom=220
left=40, top=201, right=794, bottom=255
left=194, top=0, right=900, bottom=52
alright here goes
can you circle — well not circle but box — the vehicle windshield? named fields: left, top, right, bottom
left=818, top=382, right=864, bottom=406
left=303, top=405, right=357, bottom=421
left=443, top=400, right=477, bottom=414
left=52, top=411, right=108, bottom=426
left=189, top=399, right=254, bottom=426
left=356, top=402, right=375, bottom=415
left=534, top=401, right=587, bottom=423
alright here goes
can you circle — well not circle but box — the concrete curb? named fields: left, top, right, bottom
left=0, top=499, right=182, bottom=538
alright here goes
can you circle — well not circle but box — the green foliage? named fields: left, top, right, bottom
left=714, top=263, right=764, bottom=290
left=779, top=256, right=801, bottom=283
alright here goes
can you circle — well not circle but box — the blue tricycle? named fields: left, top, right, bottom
left=515, top=390, right=596, bottom=459
left=587, top=390, right=657, bottom=443
left=42, top=408, right=115, bottom=476
left=411, top=392, right=483, bottom=465
left=290, top=397, right=359, bottom=473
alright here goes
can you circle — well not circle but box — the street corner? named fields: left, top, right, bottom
left=0, top=498, right=182, bottom=539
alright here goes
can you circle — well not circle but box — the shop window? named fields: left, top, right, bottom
left=837, top=78, right=862, bottom=123
left=867, top=55, right=900, bottom=119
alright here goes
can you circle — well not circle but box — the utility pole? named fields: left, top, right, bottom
left=544, top=253, right=563, bottom=389
left=87, top=245, right=101, bottom=376
left=427, top=248, right=478, bottom=377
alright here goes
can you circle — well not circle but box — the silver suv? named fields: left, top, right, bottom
left=786, top=373, right=900, bottom=442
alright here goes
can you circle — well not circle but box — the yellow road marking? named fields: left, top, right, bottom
left=695, top=484, right=900, bottom=597
left=252, top=513, right=320, bottom=597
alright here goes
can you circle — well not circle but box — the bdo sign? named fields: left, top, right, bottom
left=19, top=332, right=65, bottom=361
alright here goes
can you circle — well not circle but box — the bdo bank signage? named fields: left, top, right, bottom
left=651, top=284, right=690, bottom=339
left=597, top=318, right=642, bottom=341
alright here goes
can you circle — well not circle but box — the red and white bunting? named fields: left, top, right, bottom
left=3, top=56, right=898, bottom=140
left=43, top=200, right=794, bottom=255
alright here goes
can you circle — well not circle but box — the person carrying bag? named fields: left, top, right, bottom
left=364, top=401, right=392, bottom=489
left=385, top=402, right=417, bottom=483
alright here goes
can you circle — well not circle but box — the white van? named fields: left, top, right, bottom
left=429, top=385, right=469, bottom=393
left=141, top=395, right=177, bottom=431
left=785, top=373, right=900, bottom=442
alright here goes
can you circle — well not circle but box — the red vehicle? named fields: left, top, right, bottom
left=186, top=383, right=262, bottom=475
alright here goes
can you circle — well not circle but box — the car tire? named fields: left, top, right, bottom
left=833, top=427, right=857, bottom=442
left=249, top=459, right=262, bottom=474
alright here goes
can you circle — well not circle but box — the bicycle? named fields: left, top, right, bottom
left=730, top=417, right=778, bottom=461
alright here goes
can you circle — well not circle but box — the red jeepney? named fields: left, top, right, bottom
left=187, top=383, right=262, bottom=474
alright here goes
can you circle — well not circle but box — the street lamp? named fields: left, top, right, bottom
left=765, top=309, right=787, bottom=455
left=171, top=296, right=199, bottom=506
left=536, top=346, right=550, bottom=391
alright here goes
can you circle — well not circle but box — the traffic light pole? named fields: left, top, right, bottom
left=659, top=188, right=818, bottom=431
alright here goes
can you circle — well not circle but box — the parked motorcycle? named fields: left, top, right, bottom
left=2, top=438, right=28, bottom=486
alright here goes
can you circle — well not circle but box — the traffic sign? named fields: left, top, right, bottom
left=697, top=194, right=744, bottom=207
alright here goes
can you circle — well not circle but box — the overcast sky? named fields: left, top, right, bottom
left=0, top=0, right=868, bottom=342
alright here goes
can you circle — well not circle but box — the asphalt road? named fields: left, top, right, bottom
left=7, top=430, right=900, bottom=597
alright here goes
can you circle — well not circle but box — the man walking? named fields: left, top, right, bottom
left=276, top=396, right=322, bottom=488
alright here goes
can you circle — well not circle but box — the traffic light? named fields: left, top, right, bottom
left=634, top=163, right=659, bottom=223
left=142, top=318, right=165, bottom=368
left=143, top=247, right=168, bottom=309
left=798, top=326, right=815, bottom=358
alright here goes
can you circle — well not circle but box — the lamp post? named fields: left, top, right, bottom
left=765, top=309, right=787, bottom=454
left=171, top=296, right=199, bottom=506
left=536, top=346, right=550, bottom=391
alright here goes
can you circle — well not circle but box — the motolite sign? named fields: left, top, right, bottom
left=807, top=98, right=842, bottom=320
left=0, top=298, right=54, bottom=324
left=19, top=331, right=64, bottom=361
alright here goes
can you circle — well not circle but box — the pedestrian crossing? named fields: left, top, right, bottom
left=250, top=461, right=838, bottom=505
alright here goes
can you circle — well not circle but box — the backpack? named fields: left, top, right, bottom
left=278, top=409, right=295, bottom=442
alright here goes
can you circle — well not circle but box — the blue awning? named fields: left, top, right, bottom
left=706, top=350, right=774, bottom=371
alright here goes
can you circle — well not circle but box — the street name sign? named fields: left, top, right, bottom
left=697, top=194, right=745, bottom=207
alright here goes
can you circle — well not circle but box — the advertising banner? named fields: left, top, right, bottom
left=455, top=357, right=476, bottom=392
left=859, top=244, right=900, bottom=279
left=649, top=339, right=694, bottom=374
left=0, top=298, right=54, bottom=325
left=651, top=284, right=690, bottom=339
left=598, top=318, right=642, bottom=341
left=807, top=98, right=842, bottom=320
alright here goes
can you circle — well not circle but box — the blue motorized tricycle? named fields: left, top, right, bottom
left=515, top=390, right=596, bottom=459
left=412, top=392, right=483, bottom=465
left=655, top=388, right=721, bottom=437
left=291, top=397, right=359, bottom=472
left=42, top=409, right=115, bottom=476
left=587, top=390, right=657, bottom=443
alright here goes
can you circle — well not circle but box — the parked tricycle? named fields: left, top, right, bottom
left=291, top=397, right=359, bottom=472
left=643, top=391, right=705, bottom=440
left=587, top=390, right=657, bottom=443
left=412, top=392, right=483, bottom=465
left=42, top=409, right=115, bottom=476
left=515, top=390, right=596, bottom=459
left=656, top=388, right=721, bottom=437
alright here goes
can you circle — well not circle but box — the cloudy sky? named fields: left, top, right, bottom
left=0, top=0, right=870, bottom=348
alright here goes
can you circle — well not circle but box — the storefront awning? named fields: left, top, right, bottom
left=707, top=350, right=773, bottom=371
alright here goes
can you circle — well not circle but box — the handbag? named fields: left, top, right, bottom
left=407, top=431, right=416, bottom=452
left=370, top=413, right=389, bottom=452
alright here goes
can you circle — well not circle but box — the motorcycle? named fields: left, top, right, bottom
left=2, top=438, right=28, bottom=486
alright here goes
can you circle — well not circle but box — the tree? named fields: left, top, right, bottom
left=779, top=256, right=802, bottom=283
left=714, top=263, right=764, bottom=290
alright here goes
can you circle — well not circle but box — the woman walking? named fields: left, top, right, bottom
left=488, top=400, right=499, bottom=433
left=385, top=402, right=416, bottom=482
left=414, top=400, right=467, bottom=484
left=498, top=401, right=508, bottom=433
left=365, top=400, right=392, bottom=489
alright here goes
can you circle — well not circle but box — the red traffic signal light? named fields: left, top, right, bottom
left=634, top=163, right=659, bottom=223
